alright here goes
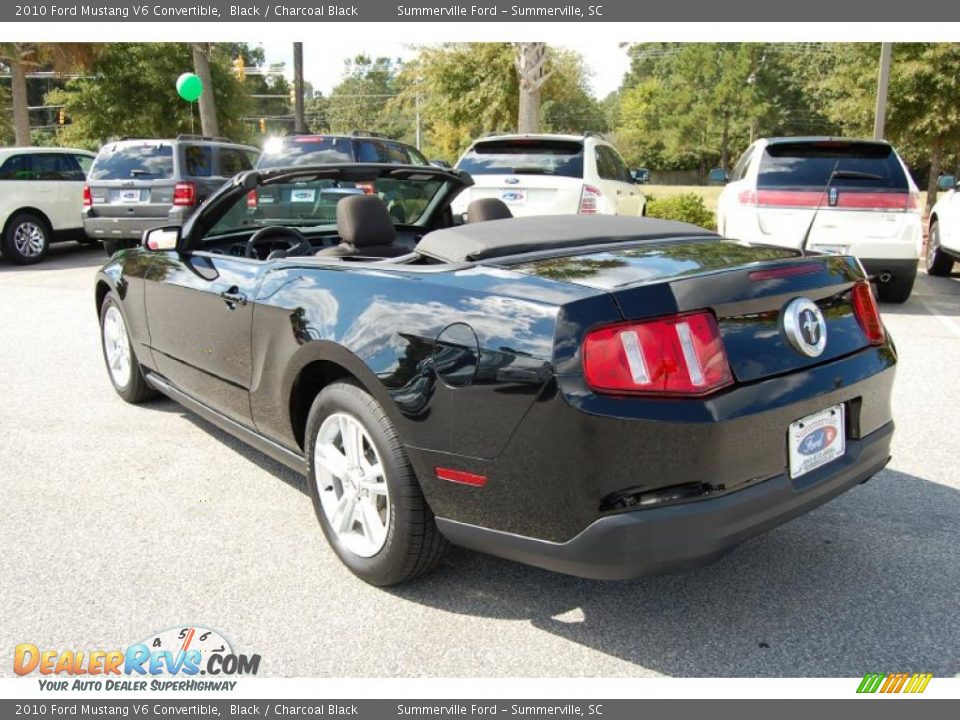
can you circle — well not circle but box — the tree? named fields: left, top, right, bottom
left=540, top=50, right=608, bottom=134
left=326, top=55, right=406, bottom=137
left=46, top=43, right=252, bottom=148
left=516, top=43, right=550, bottom=133
left=191, top=43, right=219, bottom=137
left=0, top=43, right=100, bottom=146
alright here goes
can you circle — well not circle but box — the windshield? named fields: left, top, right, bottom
left=258, top=137, right=354, bottom=169
left=759, top=142, right=909, bottom=190
left=90, top=143, right=174, bottom=180
left=207, top=175, right=446, bottom=239
left=457, top=139, right=584, bottom=178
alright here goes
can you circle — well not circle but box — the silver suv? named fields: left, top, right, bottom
left=83, top=135, right=260, bottom=255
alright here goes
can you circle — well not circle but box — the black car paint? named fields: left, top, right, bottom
left=96, top=166, right=897, bottom=578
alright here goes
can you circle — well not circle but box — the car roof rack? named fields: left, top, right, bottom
left=350, top=130, right=391, bottom=139
left=175, top=134, right=234, bottom=143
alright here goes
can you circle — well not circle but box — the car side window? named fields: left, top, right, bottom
left=384, top=143, right=409, bottom=164
left=74, top=154, right=94, bottom=177
left=731, top=146, right=755, bottom=182
left=607, top=146, right=633, bottom=183
left=32, top=153, right=85, bottom=181
left=0, top=154, right=29, bottom=180
left=183, top=145, right=213, bottom=177
left=356, top=141, right=387, bottom=163
left=219, top=148, right=253, bottom=177
left=596, top=146, right=631, bottom=183
left=408, top=147, right=429, bottom=166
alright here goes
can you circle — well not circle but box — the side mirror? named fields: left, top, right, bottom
left=143, top=226, right=180, bottom=252
left=937, top=174, right=956, bottom=192
left=708, top=168, right=729, bottom=185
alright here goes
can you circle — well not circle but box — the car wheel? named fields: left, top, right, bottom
left=875, top=268, right=917, bottom=304
left=2, top=212, right=50, bottom=265
left=305, top=381, right=448, bottom=586
left=926, top=221, right=954, bottom=277
left=99, top=293, right=159, bottom=404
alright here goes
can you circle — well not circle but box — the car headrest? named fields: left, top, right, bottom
left=466, top=198, right=513, bottom=223
left=336, top=194, right=396, bottom=248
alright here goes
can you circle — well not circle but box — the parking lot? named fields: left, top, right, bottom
left=1, top=242, right=958, bottom=678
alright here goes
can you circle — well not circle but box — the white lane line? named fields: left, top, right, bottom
left=915, top=294, right=960, bottom=338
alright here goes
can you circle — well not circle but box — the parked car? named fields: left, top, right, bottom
left=83, top=135, right=260, bottom=255
left=925, top=174, right=960, bottom=276
left=0, top=146, right=96, bottom=264
left=256, top=131, right=431, bottom=170
left=717, top=137, right=922, bottom=303
left=452, top=132, right=646, bottom=219
left=96, top=163, right=895, bottom=587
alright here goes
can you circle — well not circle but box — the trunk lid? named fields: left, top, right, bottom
left=455, top=175, right=585, bottom=216
left=511, top=239, right=873, bottom=383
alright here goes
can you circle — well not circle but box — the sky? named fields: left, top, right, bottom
left=257, top=41, right=631, bottom=99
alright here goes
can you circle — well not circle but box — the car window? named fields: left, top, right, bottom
left=73, top=154, right=94, bottom=177
left=758, top=141, right=909, bottom=190
left=408, top=146, right=429, bottom=166
left=182, top=145, right=213, bottom=177
left=384, top=143, right=410, bottom=164
left=596, top=145, right=631, bottom=183
left=219, top=147, right=253, bottom=177
left=89, top=143, right=174, bottom=180
left=0, top=154, right=30, bottom=180
left=356, top=140, right=387, bottom=163
left=257, top=136, right=353, bottom=169
left=458, top=139, right=585, bottom=178
left=730, top=146, right=755, bottom=182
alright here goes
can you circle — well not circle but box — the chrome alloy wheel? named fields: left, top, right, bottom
left=13, top=221, right=45, bottom=258
left=927, top=224, right=941, bottom=268
left=314, top=412, right=390, bottom=557
left=102, top=305, right=132, bottom=388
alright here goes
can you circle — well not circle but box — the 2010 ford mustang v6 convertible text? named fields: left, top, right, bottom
left=95, top=163, right=896, bottom=586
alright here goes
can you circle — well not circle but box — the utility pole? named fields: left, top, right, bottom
left=415, top=92, right=421, bottom=150
left=293, top=42, right=306, bottom=133
left=873, top=42, right=893, bottom=140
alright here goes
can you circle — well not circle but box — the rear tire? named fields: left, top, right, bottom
left=875, top=267, right=916, bottom=304
left=2, top=211, right=50, bottom=265
left=99, top=293, right=159, bottom=404
left=926, top=221, right=955, bottom=277
left=305, top=381, right=447, bottom=586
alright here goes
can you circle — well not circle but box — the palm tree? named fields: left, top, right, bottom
left=0, top=43, right=100, bottom=146
left=515, top=43, right=550, bottom=134
left=191, top=43, right=219, bottom=137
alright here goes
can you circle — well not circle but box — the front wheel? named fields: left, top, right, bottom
left=926, top=221, right=955, bottom=277
left=2, top=212, right=50, bottom=264
left=99, top=293, right=159, bottom=403
left=305, top=382, right=447, bottom=586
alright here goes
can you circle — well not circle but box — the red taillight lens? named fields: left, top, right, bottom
left=851, top=280, right=885, bottom=345
left=173, top=181, right=196, bottom=207
left=737, top=188, right=758, bottom=206
left=356, top=181, right=376, bottom=195
left=246, top=189, right=258, bottom=208
left=583, top=311, right=733, bottom=396
left=579, top=184, right=602, bottom=214
left=82, top=184, right=92, bottom=208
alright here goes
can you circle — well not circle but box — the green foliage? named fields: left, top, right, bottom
left=323, top=55, right=408, bottom=139
left=0, top=83, right=12, bottom=144
left=46, top=43, right=253, bottom=147
left=644, top=192, right=716, bottom=230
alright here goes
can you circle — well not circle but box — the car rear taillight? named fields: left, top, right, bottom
left=744, top=188, right=914, bottom=211
left=583, top=311, right=733, bottom=396
left=851, top=280, right=885, bottom=345
left=737, top=189, right=758, bottom=206
left=82, top=184, right=92, bottom=208
left=356, top=182, right=376, bottom=195
left=246, top=189, right=258, bottom=208
left=173, top=181, right=196, bottom=207
left=579, top=184, right=602, bottom=214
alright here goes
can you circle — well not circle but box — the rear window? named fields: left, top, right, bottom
left=258, top=137, right=354, bottom=169
left=182, top=145, right=213, bottom=177
left=90, top=143, right=174, bottom=180
left=457, top=139, right=584, bottom=178
left=758, top=142, right=909, bottom=190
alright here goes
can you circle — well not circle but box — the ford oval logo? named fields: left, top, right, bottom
left=504, top=177, right=520, bottom=184
left=798, top=426, right=837, bottom=455
left=501, top=192, right=523, bottom=201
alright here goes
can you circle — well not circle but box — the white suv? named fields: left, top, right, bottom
left=0, top=146, right=96, bottom=264
left=452, top=133, right=646, bottom=219
left=717, top=137, right=922, bottom=303
left=926, top=174, right=960, bottom=277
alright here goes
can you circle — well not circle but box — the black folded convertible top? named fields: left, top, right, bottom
left=416, top=215, right=718, bottom=263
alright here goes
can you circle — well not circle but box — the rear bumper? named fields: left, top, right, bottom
left=436, top=420, right=893, bottom=580
left=83, top=208, right=191, bottom=240
left=859, top=258, right=918, bottom=279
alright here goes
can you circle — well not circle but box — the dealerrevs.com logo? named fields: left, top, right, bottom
left=14, top=626, right=260, bottom=691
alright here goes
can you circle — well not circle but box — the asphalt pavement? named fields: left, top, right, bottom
left=1, top=242, right=958, bottom=677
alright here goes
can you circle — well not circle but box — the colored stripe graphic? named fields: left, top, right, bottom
left=857, top=672, right=932, bottom=694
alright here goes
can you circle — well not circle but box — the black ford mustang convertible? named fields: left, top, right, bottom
left=95, top=164, right=896, bottom=586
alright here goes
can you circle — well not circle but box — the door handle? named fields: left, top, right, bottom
left=219, top=287, right=247, bottom=307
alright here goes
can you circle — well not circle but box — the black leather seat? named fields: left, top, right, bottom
left=466, top=198, right=513, bottom=223
left=316, top=195, right=406, bottom=258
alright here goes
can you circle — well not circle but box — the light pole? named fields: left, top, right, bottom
left=293, top=42, right=306, bottom=133
left=873, top=42, right=893, bottom=140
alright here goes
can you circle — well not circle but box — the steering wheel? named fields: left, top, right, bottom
left=244, top=226, right=311, bottom=260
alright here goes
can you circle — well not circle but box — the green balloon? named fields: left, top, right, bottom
left=176, top=73, right=203, bottom=102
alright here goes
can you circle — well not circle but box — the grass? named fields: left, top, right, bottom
left=641, top=184, right=724, bottom=214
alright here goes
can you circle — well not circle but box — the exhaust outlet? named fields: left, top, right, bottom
left=878, top=272, right=893, bottom=283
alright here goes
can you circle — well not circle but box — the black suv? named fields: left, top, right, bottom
left=83, top=135, right=260, bottom=254
left=256, top=131, right=430, bottom=170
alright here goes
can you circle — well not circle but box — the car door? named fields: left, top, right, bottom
left=938, top=189, right=960, bottom=253
left=143, top=244, right=263, bottom=425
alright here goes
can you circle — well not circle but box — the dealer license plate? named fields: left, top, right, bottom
left=499, top=189, right=526, bottom=205
left=290, top=189, right=316, bottom=203
left=118, top=189, right=143, bottom=203
left=788, top=404, right=845, bottom=479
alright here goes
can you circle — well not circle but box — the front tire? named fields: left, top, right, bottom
left=99, top=293, right=158, bottom=404
left=305, top=381, right=447, bottom=586
left=875, top=267, right=917, bottom=304
left=2, top=211, right=50, bottom=265
left=926, top=221, right=955, bottom=277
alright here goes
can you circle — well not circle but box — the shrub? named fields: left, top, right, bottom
left=644, top=193, right=716, bottom=231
